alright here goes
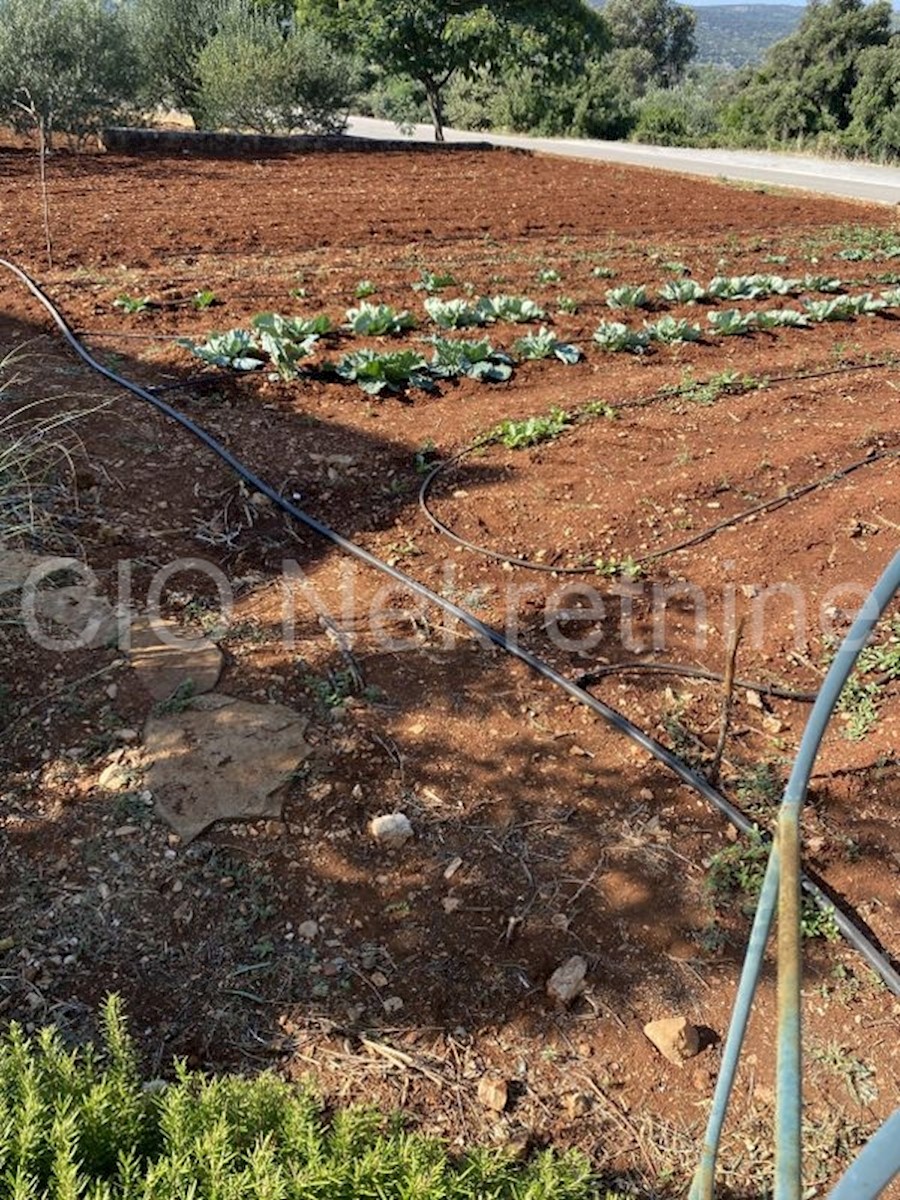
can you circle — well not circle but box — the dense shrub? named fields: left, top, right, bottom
left=0, top=997, right=598, bottom=1199
left=196, top=12, right=357, bottom=134
left=0, top=0, right=137, bottom=146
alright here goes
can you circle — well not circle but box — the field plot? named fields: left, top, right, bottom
left=1, top=142, right=899, bottom=1195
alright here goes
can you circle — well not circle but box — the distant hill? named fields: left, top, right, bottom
left=589, top=3, right=805, bottom=70
left=691, top=4, right=803, bottom=68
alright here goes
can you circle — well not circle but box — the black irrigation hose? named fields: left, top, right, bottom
left=419, top=441, right=893, bottom=574
left=6, top=257, right=899, bottom=995
left=576, top=662, right=818, bottom=703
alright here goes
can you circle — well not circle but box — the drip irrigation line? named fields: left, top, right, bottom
left=576, top=662, right=818, bottom=703
left=5, top=257, right=899, bottom=998
left=419, top=437, right=893, bottom=576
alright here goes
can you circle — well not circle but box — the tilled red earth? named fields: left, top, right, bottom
left=1, top=139, right=898, bottom=1196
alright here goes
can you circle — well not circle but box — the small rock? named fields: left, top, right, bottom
left=762, top=715, right=784, bottom=734
left=113, top=824, right=140, bottom=837
left=371, top=970, right=389, bottom=988
left=114, top=728, right=139, bottom=742
left=638, top=787, right=655, bottom=802
left=105, top=683, right=118, bottom=700
left=443, top=856, right=463, bottom=881
left=477, top=1076, right=509, bottom=1112
left=546, top=955, right=587, bottom=1006
left=643, top=1016, right=701, bottom=1066
left=98, top=762, right=132, bottom=792
left=382, top=995, right=404, bottom=1014
left=369, top=813, right=413, bottom=848
left=297, top=920, right=319, bottom=940
left=442, top=896, right=462, bottom=914
left=745, top=689, right=764, bottom=710
left=563, top=1092, right=591, bottom=1119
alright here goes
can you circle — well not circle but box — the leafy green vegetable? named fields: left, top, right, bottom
left=605, top=284, right=650, bottom=310
left=477, top=295, right=546, bottom=323
left=800, top=275, right=843, bottom=294
left=425, top=296, right=489, bottom=329
left=644, top=316, right=702, bottom=344
left=659, top=279, right=706, bottom=305
left=354, top=279, right=377, bottom=298
left=803, top=295, right=857, bottom=322
left=428, top=337, right=513, bottom=382
left=113, top=293, right=152, bottom=314
left=176, top=329, right=265, bottom=371
left=707, top=308, right=757, bottom=336
left=345, top=302, right=416, bottom=336
left=336, top=349, right=433, bottom=395
left=592, top=321, right=650, bottom=353
left=252, top=312, right=332, bottom=338
left=756, top=308, right=809, bottom=328
left=514, top=326, right=582, bottom=364
left=192, top=289, right=218, bottom=311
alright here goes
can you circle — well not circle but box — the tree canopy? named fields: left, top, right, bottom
left=722, top=0, right=892, bottom=144
left=603, top=0, right=697, bottom=89
left=297, top=0, right=608, bottom=140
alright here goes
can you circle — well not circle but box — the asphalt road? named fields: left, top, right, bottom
left=346, top=115, right=900, bottom=206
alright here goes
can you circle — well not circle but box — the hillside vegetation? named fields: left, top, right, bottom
left=693, top=4, right=804, bottom=67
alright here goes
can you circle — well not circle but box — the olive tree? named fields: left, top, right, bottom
left=197, top=9, right=357, bottom=133
left=0, top=0, right=137, bottom=146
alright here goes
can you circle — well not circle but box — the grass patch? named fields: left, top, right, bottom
left=0, top=997, right=610, bottom=1200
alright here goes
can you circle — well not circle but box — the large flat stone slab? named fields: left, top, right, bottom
left=144, top=694, right=310, bottom=841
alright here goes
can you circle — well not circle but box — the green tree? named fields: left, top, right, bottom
left=846, top=39, right=900, bottom=159
left=0, top=0, right=137, bottom=146
left=197, top=7, right=356, bottom=133
left=128, top=0, right=224, bottom=127
left=603, top=0, right=697, bottom=89
left=298, top=0, right=607, bottom=141
left=723, top=0, right=891, bottom=146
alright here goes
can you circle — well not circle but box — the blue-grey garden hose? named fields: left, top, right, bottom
left=828, top=1109, right=900, bottom=1200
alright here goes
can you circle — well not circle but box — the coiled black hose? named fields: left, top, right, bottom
left=4, top=257, right=898, bottom=994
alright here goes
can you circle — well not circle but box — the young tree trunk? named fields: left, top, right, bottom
left=424, top=79, right=445, bottom=142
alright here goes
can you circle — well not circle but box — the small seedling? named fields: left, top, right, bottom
left=536, top=267, right=562, bottom=284
left=491, top=406, right=572, bottom=449
left=413, top=268, right=457, bottom=293
left=354, top=279, right=377, bottom=299
left=555, top=295, right=579, bottom=314
left=113, top=293, right=152, bottom=314
left=191, top=289, right=218, bottom=311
